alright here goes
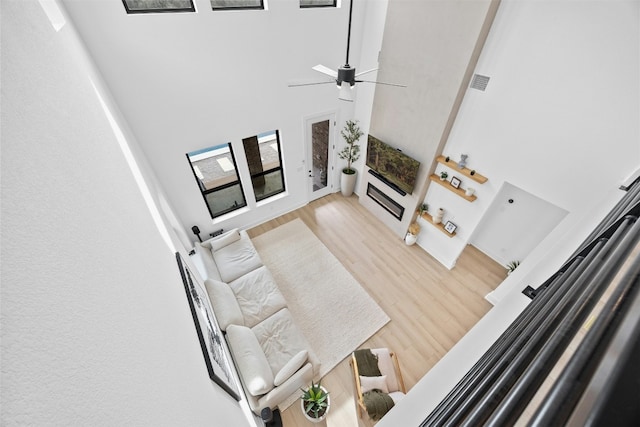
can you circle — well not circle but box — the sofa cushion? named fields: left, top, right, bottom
left=226, top=325, right=274, bottom=396
left=202, top=229, right=241, bottom=252
left=204, top=279, right=244, bottom=330
left=252, top=308, right=312, bottom=378
left=274, top=350, right=308, bottom=387
left=228, top=266, right=287, bottom=328
left=194, top=242, right=222, bottom=281
left=212, top=232, right=263, bottom=282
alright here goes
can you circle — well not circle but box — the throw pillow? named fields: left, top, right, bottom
left=273, top=350, right=308, bottom=386
left=226, top=325, right=274, bottom=396
left=360, top=375, right=389, bottom=394
left=202, top=229, right=241, bottom=252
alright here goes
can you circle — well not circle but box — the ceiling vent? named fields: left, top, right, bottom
left=470, top=74, right=490, bottom=91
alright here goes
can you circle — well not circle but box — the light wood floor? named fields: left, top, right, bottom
left=247, top=193, right=507, bottom=427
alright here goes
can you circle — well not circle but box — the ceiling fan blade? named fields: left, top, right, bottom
left=355, top=68, right=378, bottom=77
left=288, top=81, right=337, bottom=87
left=356, top=80, right=407, bottom=88
left=312, top=64, right=338, bottom=78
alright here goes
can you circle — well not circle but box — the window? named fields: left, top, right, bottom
left=187, top=143, right=247, bottom=219
left=300, top=0, right=336, bottom=8
left=210, top=0, right=263, bottom=10
left=122, top=0, right=195, bottom=14
left=242, top=130, right=285, bottom=202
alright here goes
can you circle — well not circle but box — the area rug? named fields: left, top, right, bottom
left=251, top=218, right=390, bottom=383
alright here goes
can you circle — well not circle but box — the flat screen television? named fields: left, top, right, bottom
left=366, top=135, right=420, bottom=195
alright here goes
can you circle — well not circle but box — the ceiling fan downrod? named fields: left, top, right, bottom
left=344, top=0, right=354, bottom=68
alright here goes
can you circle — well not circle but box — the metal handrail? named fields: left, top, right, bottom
left=421, top=179, right=640, bottom=426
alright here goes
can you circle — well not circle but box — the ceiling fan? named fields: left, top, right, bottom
left=288, top=0, right=406, bottom=102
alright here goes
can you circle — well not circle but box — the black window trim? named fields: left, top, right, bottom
left=187, top=143, right=248, bottom=220
left=300, top=0, right=337, bottom=8
left=122, top=0, right=196, bottom=14
left=210, top=0, right=264, bottom=11
left=246, top=130, right=286, bottom=202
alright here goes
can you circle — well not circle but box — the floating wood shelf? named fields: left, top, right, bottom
left=436, top=156, right=488, bottom=184
left=429, top=174, right=477, bottom=202
left=420, top=212, right=456, bottom=237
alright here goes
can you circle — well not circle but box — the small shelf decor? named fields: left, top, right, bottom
left=450, top=176, right=461, bottom=189
left=436, top=155, right=488, bottom=184
left=444, top=221, right=457, bottom=234
left=420, top=212, right=455, bottom=237
left=429, top=174, right=477, bottom=202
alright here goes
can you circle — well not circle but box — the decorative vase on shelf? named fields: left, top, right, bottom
left=433, top=208, right=445, bottom=224
left=458, top=154, right=468, bottom=169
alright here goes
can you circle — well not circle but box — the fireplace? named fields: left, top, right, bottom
left=367, top=183, right=404, bottom=221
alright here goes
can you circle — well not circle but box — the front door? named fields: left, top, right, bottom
left=305, top=113, right=336, bottom=201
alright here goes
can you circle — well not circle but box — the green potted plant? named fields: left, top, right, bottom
left=338, top=120, right=363, bottom=196
left=439, top=171, right=449, bottom=181
left=418, top=203, right=429, bottom=216
left=301, top=380, right=330, bottom=423
left=506, top=260, right=520, bottom=274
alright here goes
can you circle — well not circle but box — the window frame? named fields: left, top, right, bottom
left=300, top=0, right=336, bottom=8
left=121, top=0, right=195, bottom=14
left=242, top=130, right=286, bottom=203
left=187, top=143, right=248, bottom=220
left=210, top=0, right=264, bottom=11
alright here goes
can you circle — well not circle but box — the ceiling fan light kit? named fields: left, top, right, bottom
left=338, top=81, right=354, bottom=102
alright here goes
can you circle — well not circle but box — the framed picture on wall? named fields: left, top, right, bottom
left=450, top=176, right=461, bottom=189
left=176, top=253, right=240, bottom=401
left=444, top=221, right=457, bottom=234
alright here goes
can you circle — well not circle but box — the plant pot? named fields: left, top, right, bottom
left=301, top=386, right=330, bottom=423
left=405, top=233, right=418, bottom=246
left=341, top=169, right=357, bottom=196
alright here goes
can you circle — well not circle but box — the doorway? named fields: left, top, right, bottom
left=471, top=182, right=569, bottom=267
left=305, top=113, right=336, bottom=201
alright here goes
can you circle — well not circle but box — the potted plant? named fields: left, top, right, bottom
left=338, top=120, right=363, bottom=196
left=405, top=222, right=421, bottom=245
left=301, top=380, right=330, bottom=423
left=506, top=260, right=520, bottom=274
left=440, top=171, right=449, bottom=181
left=418, top=203, right=428, bottom=216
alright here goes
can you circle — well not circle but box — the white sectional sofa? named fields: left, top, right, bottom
left=193, top=229, right=319, bottom=414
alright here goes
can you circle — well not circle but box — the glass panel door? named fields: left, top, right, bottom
left=306, top=113, right=335, bottom=201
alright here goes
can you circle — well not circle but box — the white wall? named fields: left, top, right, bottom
left=379, top=1, right=639, bottom=424
left=61, top=0, right=386, bottom=239
left=418, top=0, right=640, bottom=269
left=1, top=1, right=252, bottom=425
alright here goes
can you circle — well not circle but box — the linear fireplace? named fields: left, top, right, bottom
left=367, top=183, right=404, bottom=221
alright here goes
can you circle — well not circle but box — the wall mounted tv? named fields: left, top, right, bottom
left=366, top=135, right=420, bottom=195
